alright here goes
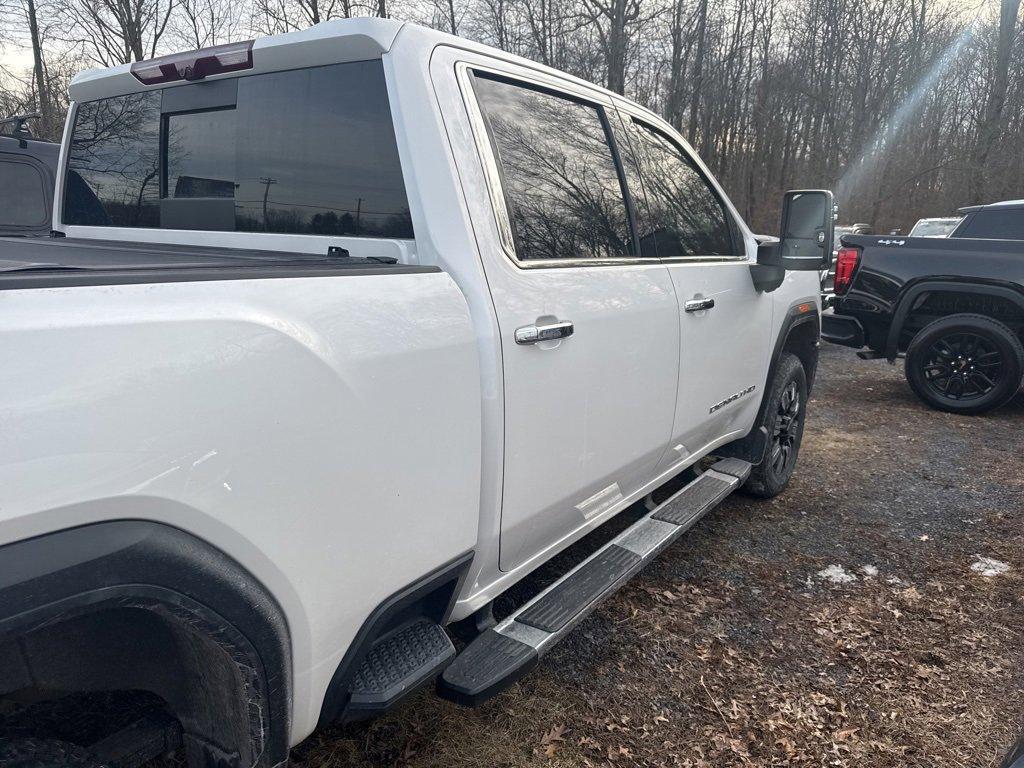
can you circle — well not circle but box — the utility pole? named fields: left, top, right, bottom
left=355, top=197, right=363, bottom=232
left=259, top=177, right=277, bottom=231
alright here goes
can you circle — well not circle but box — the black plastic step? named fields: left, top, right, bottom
left=652, top=472, right=733, bottom=525
left=438, top=458, right=751, bottom=709
left=348, top=619, right=455, bottom=713
left=518, top=545, right=640, bottom=633
left=706, top=457, right=752, bottom=481
left=436, top=629, right=538, bottom=707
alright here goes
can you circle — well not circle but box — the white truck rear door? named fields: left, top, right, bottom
left=436, top=51, right=680, bottom=573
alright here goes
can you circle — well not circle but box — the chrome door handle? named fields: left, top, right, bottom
left=684, top=298, right=715, bottom=312
left=515, top=320, right=574, bottom=345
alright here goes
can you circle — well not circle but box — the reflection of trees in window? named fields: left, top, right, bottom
left=236, top=204, right=412, bottom=237
left=65, top=93, right=161, bottom=227
left=475, top=77, right=631, bottom=261
left=63, top=62, right=414, bottom=239
left=626, top=121, right=737, bottom=257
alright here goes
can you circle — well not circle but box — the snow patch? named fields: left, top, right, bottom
left=971, top=556, right=1010, bottom=577
left=861, top=565, right=879, bottom=578
left=817, top=564, right=857, bottom=584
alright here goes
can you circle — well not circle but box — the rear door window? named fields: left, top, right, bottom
left=622, top=119, right=740, bottom=258
left=0, top=157, right=50, bottom=228
left=471, top=73, right=634, bottom=262
left=64, top=60, right=413, bottom=238
left=955, top=210, right=1024, bottom=240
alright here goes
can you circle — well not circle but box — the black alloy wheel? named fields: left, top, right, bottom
left=742, top=352, right=807, bottom=498
left=904, top=313, right=1024, bottom=415
left=770, top=380, right=801, bottom=476
left=919, top=331, right=1003, bottom=402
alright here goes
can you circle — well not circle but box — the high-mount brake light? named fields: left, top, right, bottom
left=130, top=40, right=254, bottom=85
left=833, top=246, right=861, bottom=296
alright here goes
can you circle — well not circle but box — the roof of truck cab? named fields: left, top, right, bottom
left=68, top=18, right=634, bottom=112
left=70, top=17, right=407, bottom=102
left=957, top=200, right=1024, bottom=214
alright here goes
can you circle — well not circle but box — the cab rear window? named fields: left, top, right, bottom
left=63, top=60, right=414, bottom=239
left=955, top=210, right=1024, bottom=241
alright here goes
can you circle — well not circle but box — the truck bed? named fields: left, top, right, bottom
left=0, top=236, right=434, bottom=289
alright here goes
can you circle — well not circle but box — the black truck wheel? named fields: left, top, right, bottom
left=904, top=313, right=1024, bottom=415
left=0, top=739, right=107, bottom=768
left=742, top=352, right=807, bottom=498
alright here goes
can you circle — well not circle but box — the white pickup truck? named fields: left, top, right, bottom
left=0, top=19, right=832, bottom=768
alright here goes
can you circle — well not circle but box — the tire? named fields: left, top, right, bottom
left=904, top=313, right=1024, bottom=415
left=742, top=352, right=807, bottom=498
left=0, top=739, right=107, bottom=768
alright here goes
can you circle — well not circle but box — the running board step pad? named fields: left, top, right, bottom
left=438, top=458, right=751, bottom=707
left=348, top=619, right=455, bottom=713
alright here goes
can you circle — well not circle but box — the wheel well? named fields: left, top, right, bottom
left=782, top=318, right=820, bottom=392
left=0, top=605, right=258, bottom=768
left=898, top=290, right=1024, bottom=352
left=0, top=521, right=291, bottom=768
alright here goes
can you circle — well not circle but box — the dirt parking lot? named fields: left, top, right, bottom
left=295, top=343, right=1024, bottom=768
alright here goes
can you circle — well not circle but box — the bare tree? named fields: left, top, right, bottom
left=56, top=0, right=176, bottom=65
left=173, top=0, right=243, bottom=48
left=970, top=0, right=1022, bottom=202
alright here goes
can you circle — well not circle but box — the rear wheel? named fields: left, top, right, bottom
left=904, top=313, right=1023, bottom=415
left=742, top=352, right=807, bottom=498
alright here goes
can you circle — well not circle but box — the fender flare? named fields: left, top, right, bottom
left=717, top=301, right=820, bottom=464
left=0, top=520, right=291, bottom=768
left=885, top=280, right=1024, bottom=360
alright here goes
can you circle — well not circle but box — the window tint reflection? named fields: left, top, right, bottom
left=958, top=210, right=1024, bottom=240
left=166, top=109, right=237, bottom=198
left=63, top=61, right=413, bottom=239
left=625, top=120, right=739, bottom=257
left=65, top=91, right=161, bottom=227
left=473, top=74, right=632, bottom=261
left=0, top=160, right=48, bottom=226
left=233, top=62, right=412, bottom=237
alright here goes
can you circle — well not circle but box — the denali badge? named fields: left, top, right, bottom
left=710, top=385, right=756, bottom=414
left=878, top=239, right=906, bottom=246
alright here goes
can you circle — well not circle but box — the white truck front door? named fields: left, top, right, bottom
left=461, top=67, right=680, bottom=573
left=614, top=111, right=772, bottom=463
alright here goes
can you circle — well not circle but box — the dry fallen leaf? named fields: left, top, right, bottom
left=541, top=723, right=566, bottom=745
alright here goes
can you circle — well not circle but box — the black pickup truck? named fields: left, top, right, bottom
left=0, top=115, right=59, bottom=237
left=824, top=199, right=1024, bottom=415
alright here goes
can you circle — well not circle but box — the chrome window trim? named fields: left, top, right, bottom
left=456, top=60, right=750, bottom=270
left=457, top=61, right=648, bottom=270
left=456, top=61, right=519, bottom=261
left=613, top=98, right=753, bottom=266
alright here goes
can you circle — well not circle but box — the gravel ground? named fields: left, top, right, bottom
left=295, top=343, right=1024, bottom=768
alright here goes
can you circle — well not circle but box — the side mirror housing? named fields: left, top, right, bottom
left=750, top=236, right=785, bottom=292
left=761, top=189, right=835, bottom=271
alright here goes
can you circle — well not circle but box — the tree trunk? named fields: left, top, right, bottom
left=687, top=0, right=709, bottom=144
left=25, top=0, right=51, bottom=138
left=970, top=0, right=1021, bottom=202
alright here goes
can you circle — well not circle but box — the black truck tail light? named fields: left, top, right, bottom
left=130, top=40, right=254, bottom=85
left=833, top=246, right=861, bottom=296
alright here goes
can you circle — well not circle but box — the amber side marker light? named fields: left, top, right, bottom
left=130, top=40, right=254, bottom=85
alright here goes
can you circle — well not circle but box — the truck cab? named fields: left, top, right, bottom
left=0, top=114, right=59, bottom=237
left=0, top=19, right=830, bottom=768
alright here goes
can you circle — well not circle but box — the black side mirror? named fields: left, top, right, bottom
left=759, top=190, right=835, bottom=271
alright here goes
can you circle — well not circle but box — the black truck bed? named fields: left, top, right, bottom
left=0, top=236, right=433, bottom=290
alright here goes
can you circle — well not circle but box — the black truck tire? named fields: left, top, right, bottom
left=742, top=352, right=807, bottom=498
left=0, top=739, right=107, bottom=768
left=904, top=313, right=1024, bottom=415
